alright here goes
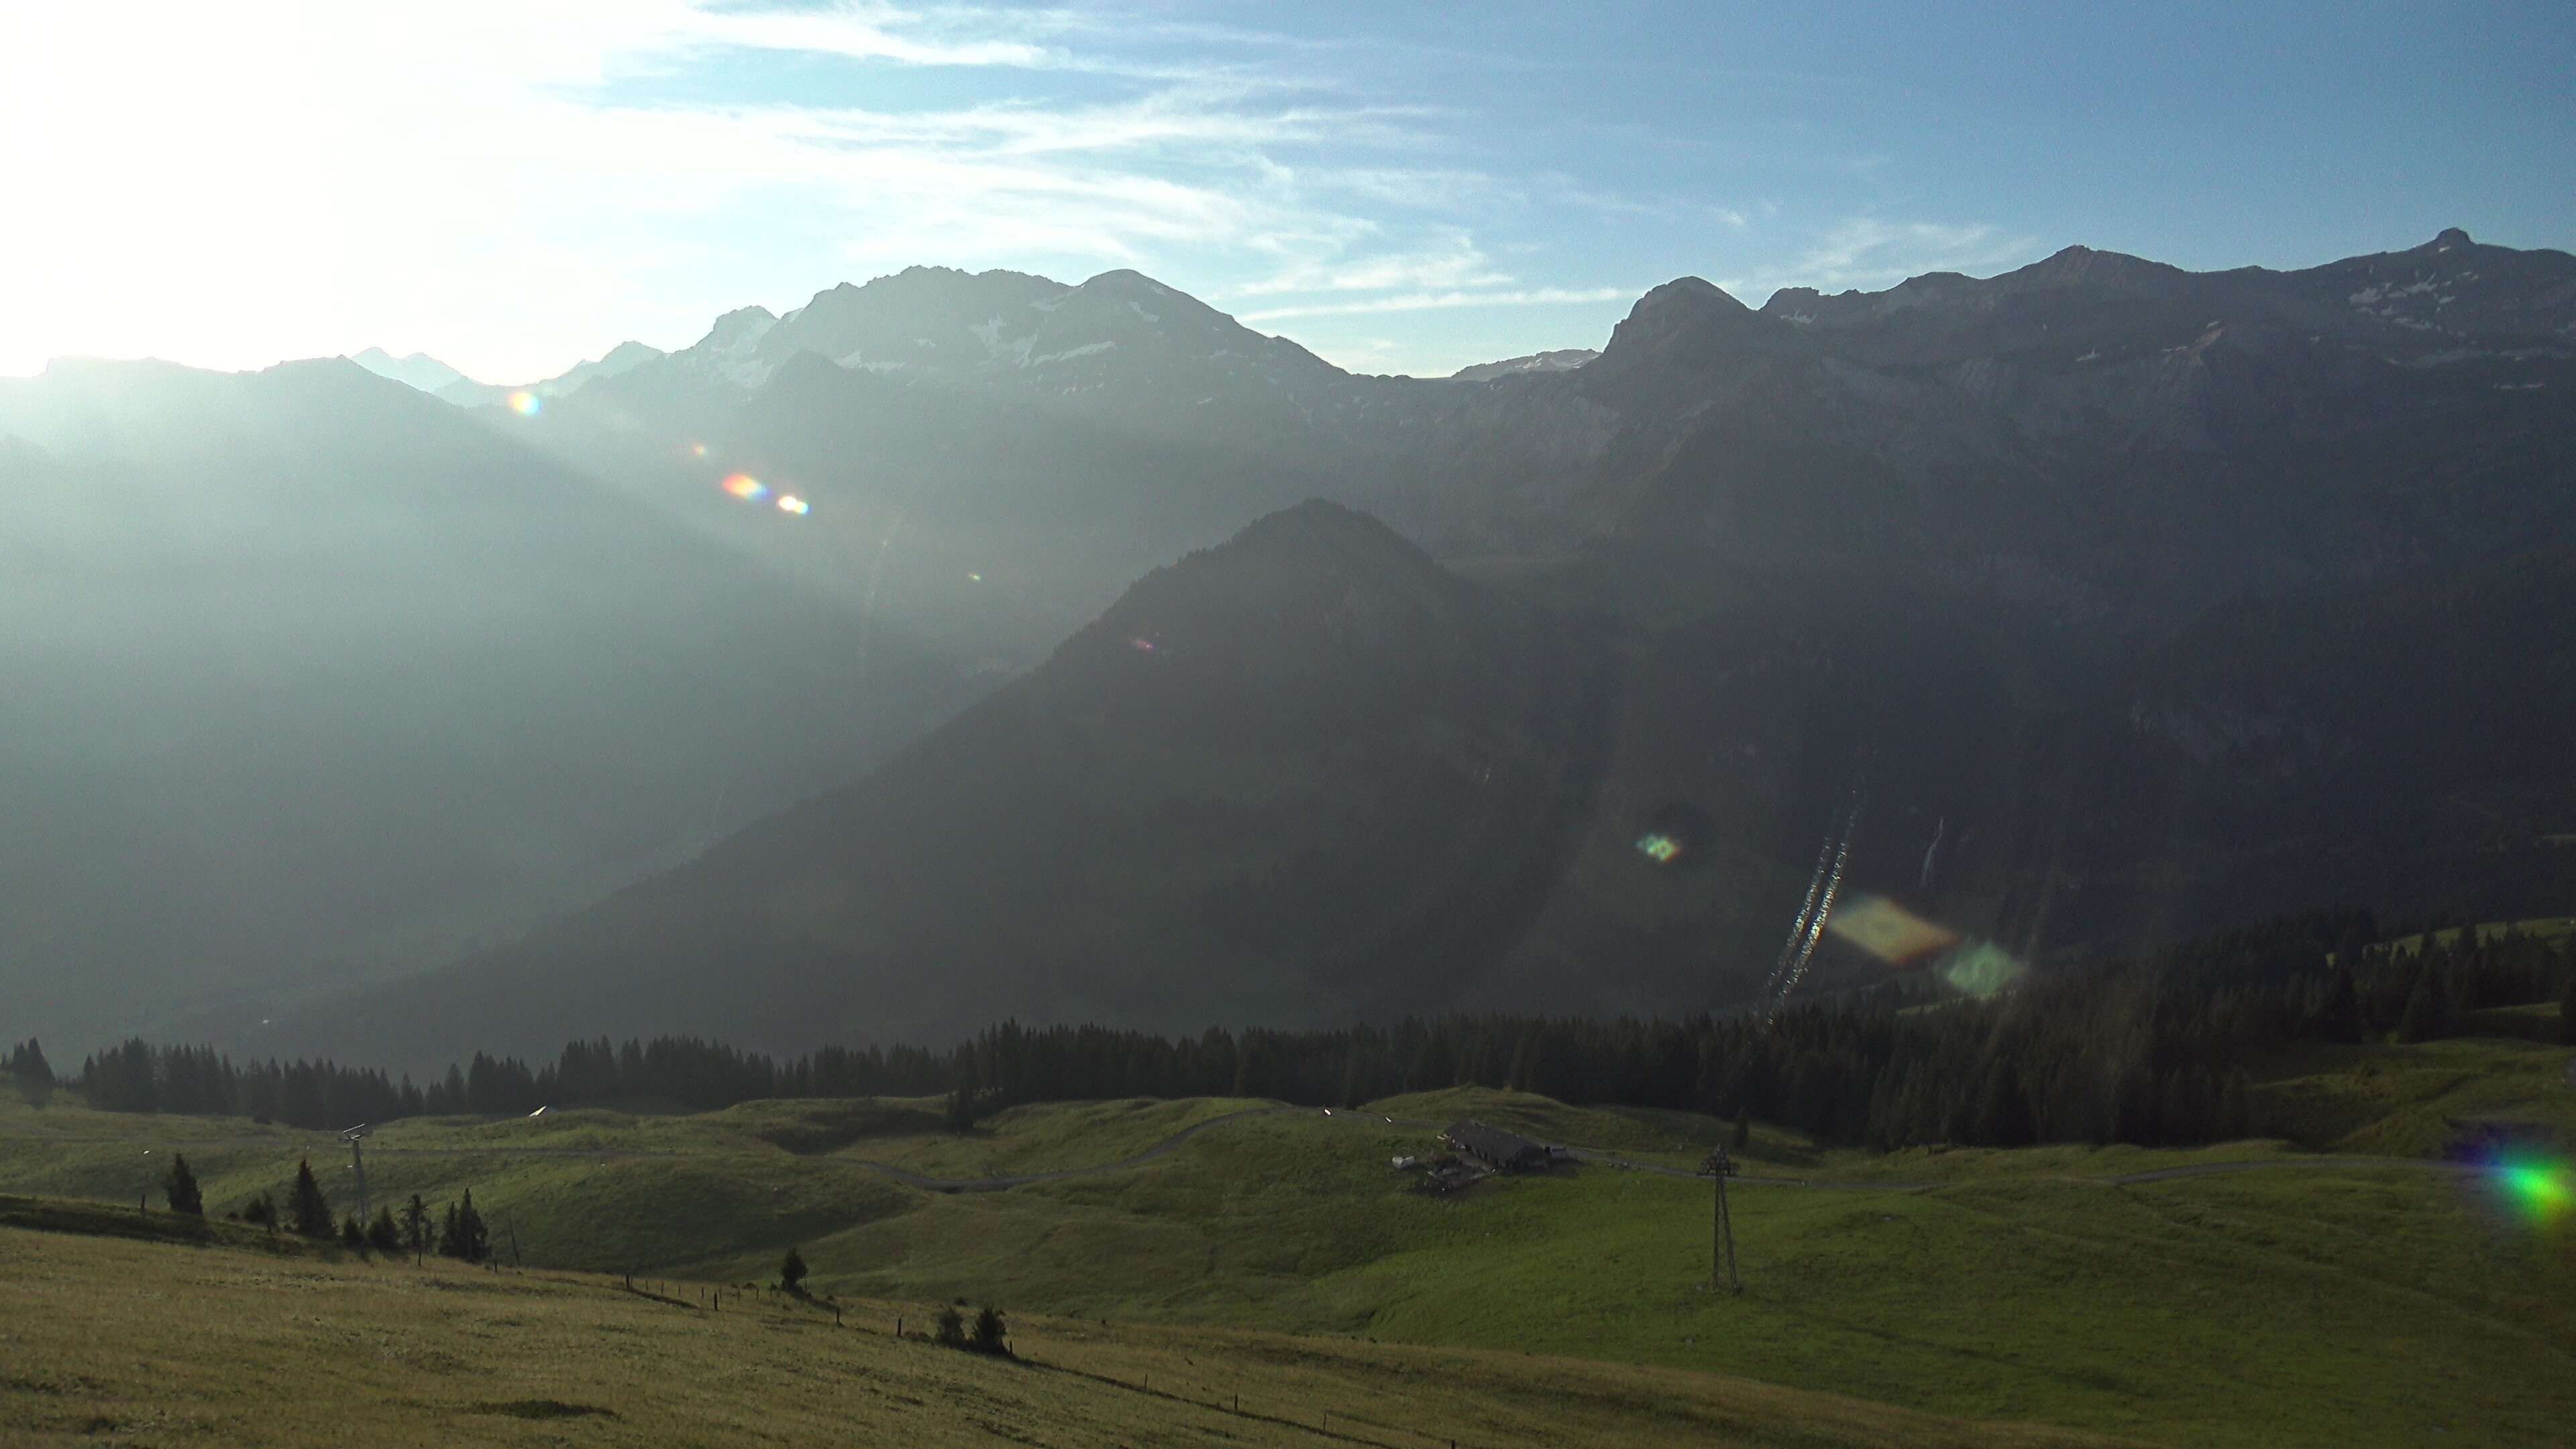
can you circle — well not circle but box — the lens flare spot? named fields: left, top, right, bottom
left=1938, top=941, right=2025, bottom=998
left=721, top=474, right=768, bottom=501
left=2498, top=1159, right=2573, bottom=1225
left=776, top=494, right=810, bottom=516
left=690, top=442, right=708, bottom=458
left=967, top=572, right=983, bottom=582
left=1633, top=801, right=1713, bottom=870
left=1130, top=636, right=1157, bottom=652
left=1827, top=895, right=1962, bottom=966
left=508, top=390, right=541, bottom=417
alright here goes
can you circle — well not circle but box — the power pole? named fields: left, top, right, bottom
left=340, top=1124, right=374, bottom=1224
left=1705, top=1146, right=1740, bottom=1293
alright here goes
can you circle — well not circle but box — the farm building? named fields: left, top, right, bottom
left=1444, top=1119, right=1556, bottom=1171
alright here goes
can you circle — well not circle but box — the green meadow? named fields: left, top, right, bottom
left=4, top=1033, right=2571, bottom=1447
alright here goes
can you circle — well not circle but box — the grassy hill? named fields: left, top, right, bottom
left=0, top=1203, right=2125, bottom=1448
left=5, top=1036, right=2572, bottom=1447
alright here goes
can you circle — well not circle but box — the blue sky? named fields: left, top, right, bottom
left=5, top=1, right=2569, bottom=379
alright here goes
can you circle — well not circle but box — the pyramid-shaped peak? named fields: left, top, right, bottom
left=1637, top=276, right=1752, bottom=314
left=1081, top=268, right=1181, bottom=293
left=2430, top=227, right=2475, bottom=249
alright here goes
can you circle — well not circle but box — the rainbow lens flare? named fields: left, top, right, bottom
left=775, top=494, right=810, bottom=516
left=508, top=390, right=541, bottom=417
left=721, top=474, right=767, bottom=501
left=1827, top=895, right=1962, bottom=965
left=1939, top=941, right=2025, bottom=998
left=2496, top=1159, right=2573, bottom=1226
left=1635, top=833, right=1682, bottom=864
left=690, top=443, right=708, bottom=458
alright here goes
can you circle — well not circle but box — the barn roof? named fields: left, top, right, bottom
left=1446, top=1118, right=1546, bottom=1165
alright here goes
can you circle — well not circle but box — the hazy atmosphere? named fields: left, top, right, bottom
left=7, top=1, right=2570, bottom=379
left=5, top=5, right=2573, bottom=1447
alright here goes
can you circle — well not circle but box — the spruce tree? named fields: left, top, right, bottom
left=779, top=1246, right=808, bottom=1295
left=972, top=1305, right=1008, bottom=1354
left=2396, top=961, right=2461, bottom=1043
left=402, top=1194, right=431, bottom=1264
left=162, top=1153, right=203, bottom=1216
left=368, top=1206, right=402, bottom=1254
left=288, top=1158, right=333, bottom=1238
left=451, top=1189, right=490, bottom=1263
left=241, top=1191, right=278, bottom=1231
left=9, top=1038, right=54, bottom=1108
left=438, top=1201, right=462, bottom=1258
left=2314, top=964, right=2363, bottom=1044
left=342, top=1216, right=368, bottom=1252
left=934, top=1305, right=966, bottom=1347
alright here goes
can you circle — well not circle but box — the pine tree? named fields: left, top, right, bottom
left=240, top=1191, right=278, bottom=1231
left=368, top=1207, right=402, bottom=1254
left=972, top=1305, right=1008, bottom=1355
left=779, top=1246, right=809, bottom=1295
left=934, top=1305, right=966, bottom=1347
left=162, top=1153, right=203, bottom=1216
left=449, top=1189, right=490, bottom=1263
left=288, top=1158, right=333, bottom=1238
left=943, top=1052, right=980, bottom=1131
left=9, top=1038, right=54, bottom=1108
left=2396, top=961, right=2461, bottom=1043
left=2314, top=963, right=2363, bottom=1044
left=342, top=1216, right=368, bottom=1252
left=438, top=1201, right=462, bottom=1258
left=402, top=1194, right=431, bottom=1264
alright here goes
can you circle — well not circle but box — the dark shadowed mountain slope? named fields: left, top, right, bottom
left=304, top=506, right=2576, bottom=1068
left=303, top=502, right=1616, bottom=1065
left=0, top=358, right=977, bottom=1053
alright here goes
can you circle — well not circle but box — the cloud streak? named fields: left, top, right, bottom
left=1240, top=286, right=1635, bottom=323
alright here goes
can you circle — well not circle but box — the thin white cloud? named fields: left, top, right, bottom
left=1232, top=235, right=1513, bottom=298
left=1240, top=286, right=1634, bottom=323
left=1775, top=217, right=2035, bottom=292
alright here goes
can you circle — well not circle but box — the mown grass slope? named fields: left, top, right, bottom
left=7, top=1036, right=2572, bottom=1448
left=0, top=1210, right=2127, bottom=1448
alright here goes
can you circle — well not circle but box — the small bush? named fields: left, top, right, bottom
left=366, top=1208, right=402, bottom=1254
left=779, top=1246, right=808, bottom=1295
left=934, top=1305, right=965, bottom=1347
left=971, top=1305, right=1008, bottom=1355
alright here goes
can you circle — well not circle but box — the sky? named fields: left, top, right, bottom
left=3, top=0, right=2571, bottom=381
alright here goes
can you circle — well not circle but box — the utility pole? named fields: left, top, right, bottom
left=340, top=1124, right=374, bottom=1224
left=1704, top=1146, right=1740, bottom=1293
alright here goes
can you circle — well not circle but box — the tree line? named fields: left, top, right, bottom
left=154, top=1150, right=493, bottom=1265
left=46, top=913, right=2576, bottom=1154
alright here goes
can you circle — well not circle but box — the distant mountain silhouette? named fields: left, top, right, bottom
left=19, top=229, right=2576, bottom=1059
left=1451, top=349, right=1598, bottom=381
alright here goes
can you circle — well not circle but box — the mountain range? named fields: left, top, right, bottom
left=9, top=227, right=2575, bottom=1065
